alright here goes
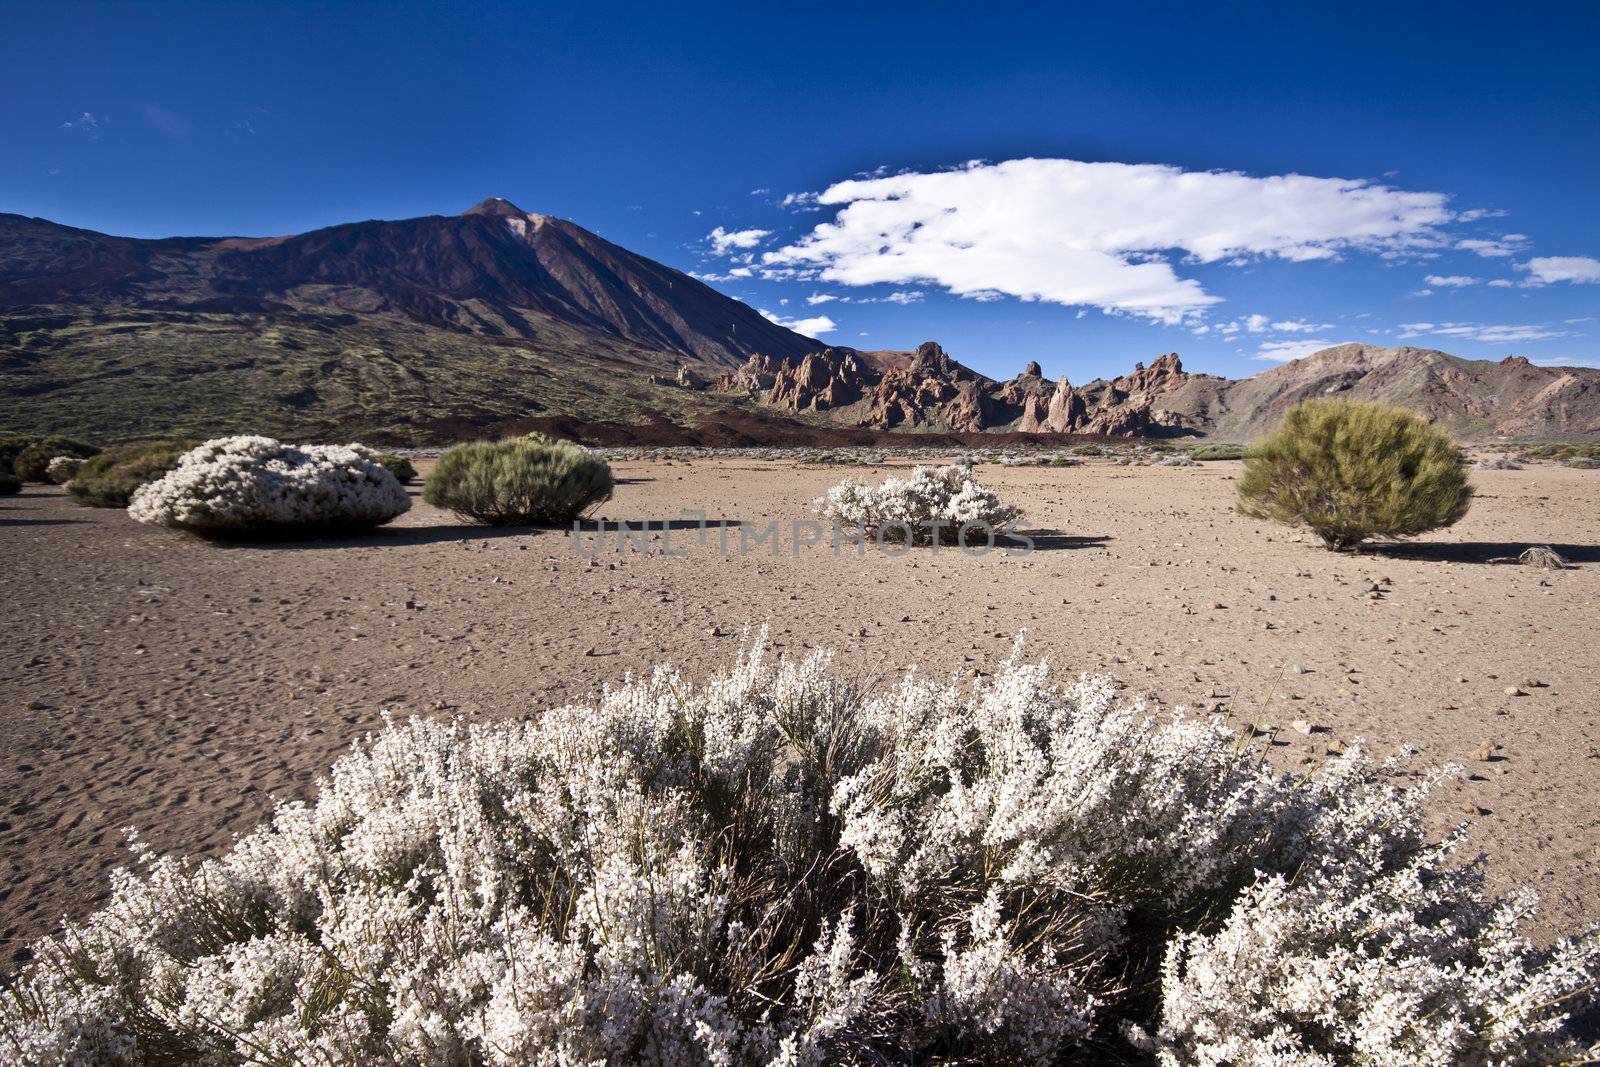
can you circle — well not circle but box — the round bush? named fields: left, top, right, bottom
left=128, top=436, right=410, bottom=536
left=1237, top=400, right=1472, bottom=550
left=13, top=436, right=98, bottom=482
left=814, top=463, right=1021, bottom=545
left=1, top=637, right=1593, bottom=1064
left=0, top=472, right=20, bottom=496
left=67, top=440, right=200, bottom=508
left=0, top=434, right=41, bottom=476
left=423, top=437, right=613, bottom=525
left=372, top=452, right=418, bottom=484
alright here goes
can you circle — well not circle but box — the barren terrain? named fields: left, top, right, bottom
left=2, top=457, right=1598, bottom=965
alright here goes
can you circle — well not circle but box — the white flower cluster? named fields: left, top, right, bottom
left=2, top=638, right=1594, bottom=1065
left=127, top=436, right=410, bottom=534
left=813, top=463, right=1022, bottom=544
left=44, top=456, right=84, bottom=484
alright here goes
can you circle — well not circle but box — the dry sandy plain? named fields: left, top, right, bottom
left=2, top=456, right=1598, bottom=968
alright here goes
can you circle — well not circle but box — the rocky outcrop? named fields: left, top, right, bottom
left=716, top=342, right=1210, bottom=436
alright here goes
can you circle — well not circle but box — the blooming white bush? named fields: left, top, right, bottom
left=3, top=636, right=1594, bottom=1065
left=127, top=436, right=410, bottom=535
left=813, top=463, right=1022, bottom=544
left=45, top=455, right=85, bottom=484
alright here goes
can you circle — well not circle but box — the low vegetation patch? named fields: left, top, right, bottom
left=423, top=437, right=614, bottom=525
left=1189, top=442, right=1246, bottom=461
left=0, top=472, right=19, bottom=496
left=128, top=436, right=410, bottom=536
left=12, top=436, right=98, bottom=482
left=1514, top=442, right=1600, bottom=463
left=1, top=637, right=1592, bottom=1064
left=815, top=463, right=1021, bottom=545
left=1237, top=400, right=1473, bottom=550
left=66, top=441, right=199, bottom=508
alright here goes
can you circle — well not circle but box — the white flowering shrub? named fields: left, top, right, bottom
left=127, top=436, right=410, bottom=536
left=2, top=638, right=1594, bottom=1065
left=814, top=463, right=1022, bottom=544
left=45, top=455, right=85, bottom=484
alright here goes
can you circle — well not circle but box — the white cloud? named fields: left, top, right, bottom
left=1411, top=288, right=1435, bottom=297
left=1253, top=338, right=1339, bottom=361
left=1270, top=319, right=1336, bottom=333
left=763, top=158, right=1457, bottom=324
left=707, top=226, right=771, bottom=254
left=1457, top=235, right=1530, bottom=258
left=760, top=309, right=836, bottom=336
left=1424, top=274, right=1479, bottom=287
left=805, top=293, right=839, bottom=305
left=1520, top=256, right=1600, bottom=285
left=1486, top=279, right=1515, bottom=288
left=882, top=290, right=924, bottom=305
left=1397, top=321, right=1568, bottom=344
left=1244, top=313, right=1271, bottom=333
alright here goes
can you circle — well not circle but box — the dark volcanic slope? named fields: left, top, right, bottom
left=0, top=200, right=835, bottom=443
left=0, top=198, right=818, bottom=367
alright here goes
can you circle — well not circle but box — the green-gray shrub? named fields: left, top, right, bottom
left=373, top=452, right=418, bottom=484
left=67, top=440, right=199, bottom=507
left=1237, top=400, right=1473, bottom=550
left=13, top=436, right=98, bottom=481
left=1190, top=443, right=1247, bottom=461
left=0, top=435, right=42, bottom=475
left=423, top=438, right=614, bottom=525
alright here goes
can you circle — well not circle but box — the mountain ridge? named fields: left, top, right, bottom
left=2, top=203, right=1597, bottom=444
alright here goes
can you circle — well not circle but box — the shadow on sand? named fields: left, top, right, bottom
left=1006, top=532, right=1113, bottom=552
left=229, top=517, right=743, bottom=550
left=1358, top=540, right=1599, bottom=566
left=0, top=517, right=89, bottom=527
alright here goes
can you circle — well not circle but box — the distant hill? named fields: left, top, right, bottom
left=3, top=201, right=1596, bottom=444
left=715, top=342, right=1600, bottom=442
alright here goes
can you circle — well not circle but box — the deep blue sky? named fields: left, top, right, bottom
left=4, top=1, right=1597, bottom=379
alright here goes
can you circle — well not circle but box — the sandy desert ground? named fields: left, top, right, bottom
left=2, top=456, right=1597, bottom=967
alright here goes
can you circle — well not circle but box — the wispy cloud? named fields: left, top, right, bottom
left=1531, top=354, right=1600, bottom=368
left=765, top=158, right=1463, bottom=324
left=1456, top=235, right=1530, bottom=258
left=1424, top=274, right=1479, bottom=287
left=59, top=111, right=103, bottom=137
left=1253, top=338, right=1340, bottom=361
left=1397, top=321, right=1568, bottom=344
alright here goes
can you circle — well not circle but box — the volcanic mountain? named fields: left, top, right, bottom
left=0, top=199, right=827, bottom=442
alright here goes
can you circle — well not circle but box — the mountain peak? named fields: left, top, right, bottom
left=462, top=197, right=530, bottom=219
